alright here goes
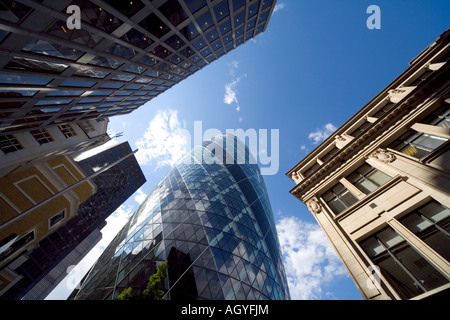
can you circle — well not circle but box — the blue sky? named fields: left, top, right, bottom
left=47, top=0, right=450, bottom=300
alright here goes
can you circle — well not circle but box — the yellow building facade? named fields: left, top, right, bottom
left=0, top=155, right=95, bottom=292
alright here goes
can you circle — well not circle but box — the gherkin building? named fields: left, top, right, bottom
left=74, top=134, right=290, bottom=300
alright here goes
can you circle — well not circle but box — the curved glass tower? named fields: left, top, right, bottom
left=75, top=134, right=290, bottom=300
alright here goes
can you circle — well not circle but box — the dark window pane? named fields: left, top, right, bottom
left=139, top=13, right=170, bottom=38
left=158, top=0, right=189, bottom=26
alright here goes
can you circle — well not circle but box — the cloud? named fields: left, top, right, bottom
left=273, top=2, right=287, bottom=13
left=224, top=60, right=247, bottom=114
left=276, top=216, right=348, bottom=300
left=134, top=188, right=147, bottom=205
left=308, top=123, right=337, bottom=144
left=135, top=109, right=190, bottom=169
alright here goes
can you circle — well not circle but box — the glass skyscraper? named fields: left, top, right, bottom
left=0, top=0, right=277, bottom=136
left=74, top=134, right=290, bottom=300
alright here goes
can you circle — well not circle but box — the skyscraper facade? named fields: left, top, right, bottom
left=74, top=134, right=290, bottom=300
left=0, top=0, right=277, bottom=136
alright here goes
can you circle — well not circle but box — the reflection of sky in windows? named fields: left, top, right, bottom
left=75, top=135, right=289, bottom=300
left=0, top=74, right=52, bottom=85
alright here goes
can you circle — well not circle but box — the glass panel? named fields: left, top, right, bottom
left=401, top=213, right=433, bottom=233
left=360, top=237, right=386, bottom=257
left=394, top=245, right=448, bottom=291
left=180, top=22, right=199, bottom=40
left=420, top=201, right=450, bottom=224
left=0, top=74, right=52, bottom=85
left=122, top=28, right=152, bottom=49
left=390, top=130, right=448, bottom=159
left=158, top=0, right=189, bottom=26
left=60, top=79, right=96, bottom=87
left=103, top=0, right=144, bottom=18
left=377, top=228, right=404, bottom=248
left=185, top=0, right=207, bottom=13
left=88, top=55, right=124, bottom=69
left=214, top=0, right=230, bottom=22
left=139, top=13, right=170, bottom=38
left=22, top=39, right=85, bottom=61
left=196, top=10, right=214, bottom=31
left=400, top=201, right=450, bottom=262
left=47, top=90, right=84, bottom=97
left=377, top=251, right=424, bottom=299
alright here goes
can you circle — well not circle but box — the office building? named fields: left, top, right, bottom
left=74, top=134, right=290, bottom=300
left=0, top=154, right=96, bottom=296
left=0, top=0, right=277, bottom=136
left=0, top=117, right=109, bottom=177
left=0, top=141, right=145, bottom=300
left=287, top=29, right=450, bottom=300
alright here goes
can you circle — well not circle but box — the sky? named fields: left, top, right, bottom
left=46, top=0, right=450, bottom=300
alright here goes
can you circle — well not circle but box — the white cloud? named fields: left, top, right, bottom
left=276, top=216, right=348, bottom=300
left=224, top=74, right=246, bottom=110
left=308, top=123, right=337, bottom=144
left=224, top=60, right=247, bottom=115
left=135, top=109, right=190, bottom=169
left=134, top=188, right=147, bottom=205
left=274, top=2, right=287, bottom=13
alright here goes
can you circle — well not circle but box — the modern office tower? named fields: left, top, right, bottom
left=0, top=0, right=277, bottom=136
left=0, top=117, right=109, bottom=177
left=287, top=29, right=450, bottom=300
left=0, top=155, right=96, bottom=297
left=0, top=141, right=146, bottom=300
left=74, top=134, right=290, bottom=300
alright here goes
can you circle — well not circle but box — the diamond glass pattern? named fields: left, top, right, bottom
left=75, top=134, right=290, bottom=300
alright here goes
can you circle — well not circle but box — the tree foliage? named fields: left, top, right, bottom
left=116, top=261, right=169, bottom=300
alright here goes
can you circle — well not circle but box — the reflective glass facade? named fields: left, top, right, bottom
left=0, top=0, right=277, bottom=135
left=75, top=134, right=290, bottom=300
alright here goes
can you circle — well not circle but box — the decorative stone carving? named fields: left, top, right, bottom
left=366, top=148, right=396, bottom=163
left=291, top=171, right=300, bottom=181
left=306, top=198, right=322, bottom=215
left=335, top=135, right=346, bottom=142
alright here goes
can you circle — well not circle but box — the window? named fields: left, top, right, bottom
left=214, top=0, right=230, bottom=22
left=302, top=162, right=320, bottom=178
left=122, top=28, right=152, bottom=49
left=0, top=74, right=52, bottom=85
left=5, top=57, right=69, bottom=74
left=389, top=130, right=448, bottom=159
left=389, top=105, right=450, bottom=159
left=0, top=230, right=34, bottom=262
left=349, top=121, right=372, bottom=138
left=60, top=79, right=97, bottom=88
left=360, top=227, right=449, bottom=299
left=320, top=146, right=340, bottom=163
left=0, top=134, right=23, bottom=153
left=49, top=210, right=65, bottom=228
left=400, top=201, right=450, bottom=262
left=31, top=129, right=54, bottom=145
left=22, top=38, right=85, bottom=61
left=79, top=121, right=95, bottom=133
left=58, top=124, right=77, bottom=138
left=346, top=164, right=391, bottom=195
left=322, top=183, right=359, bottom=214
left=158, top=0, right=189, bottom=26
left=372, top=102, right=396, bottom=119
left=421, top=105, right=450, bottom=129
left=103, top=0, right=144, bottom=18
